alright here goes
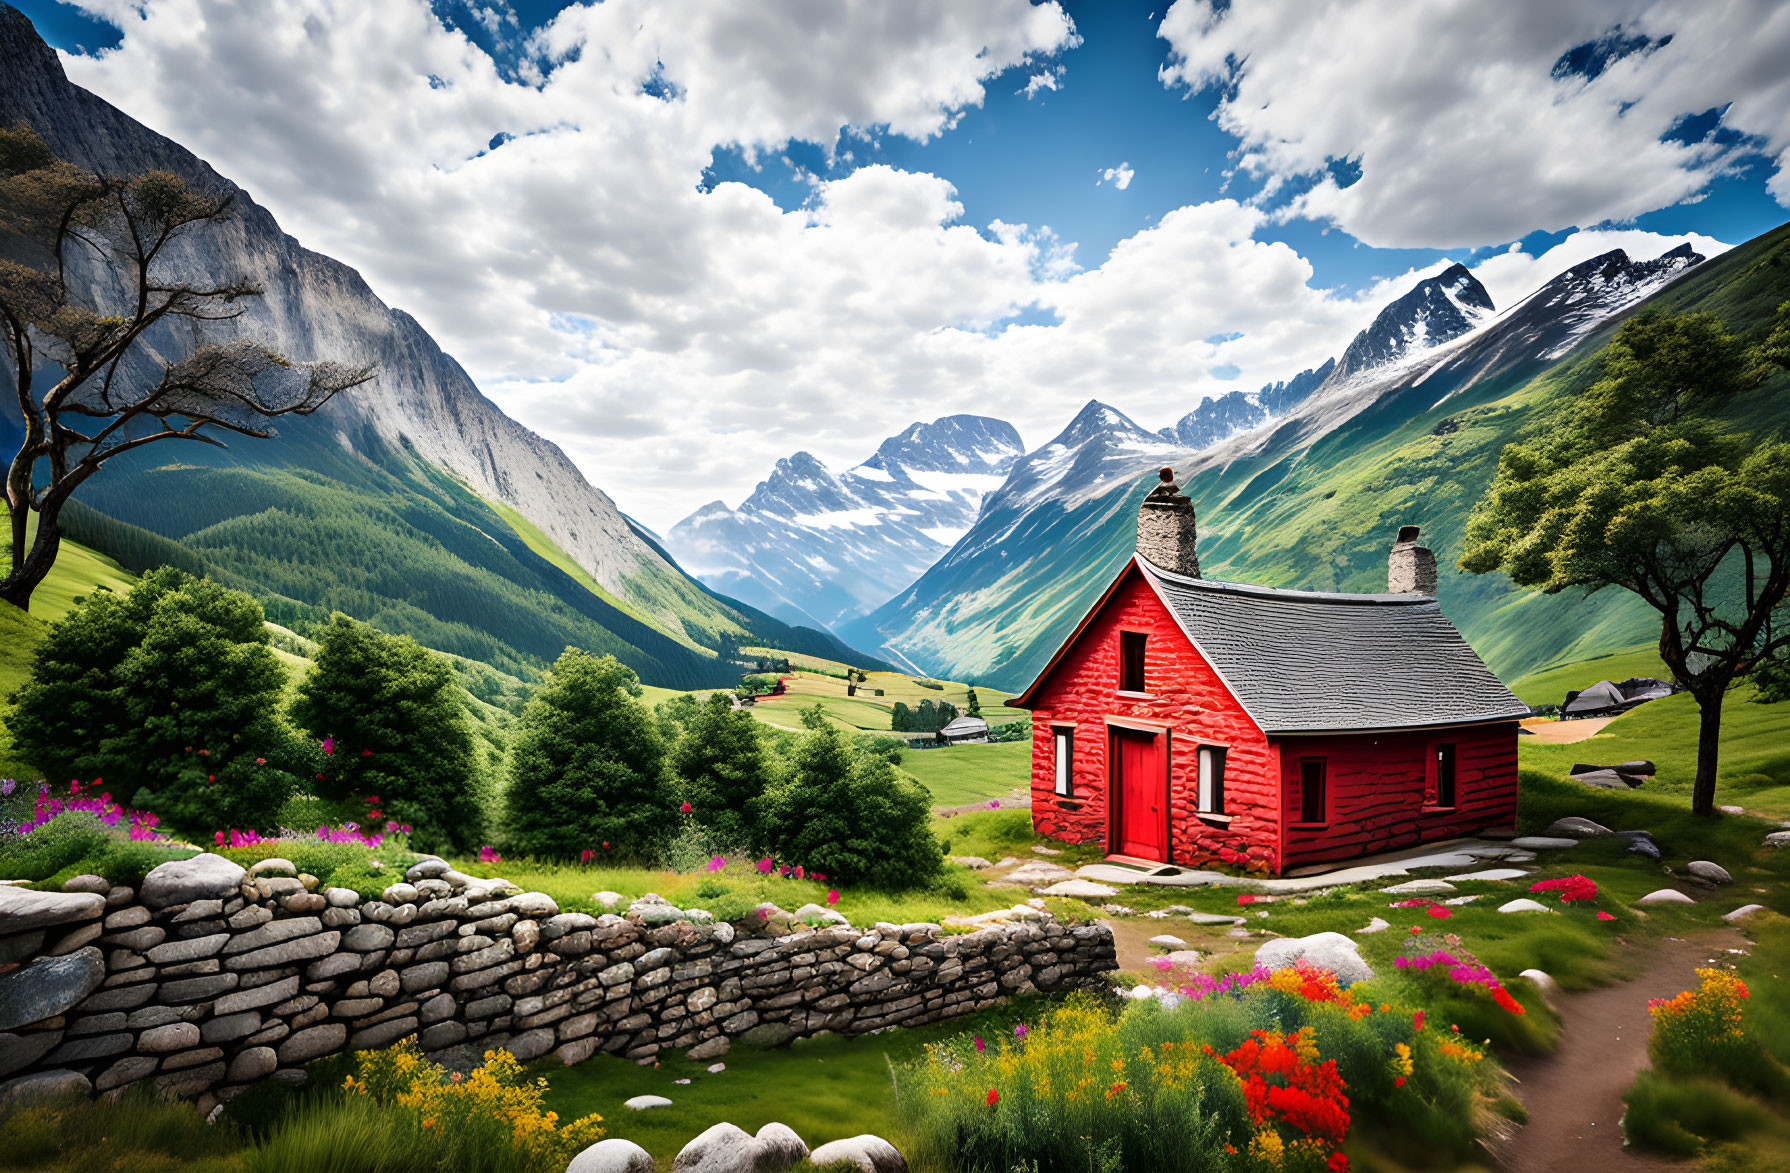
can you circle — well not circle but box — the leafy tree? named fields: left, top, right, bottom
left=755, top=723, right=941, bottom=889
left=891, top=701, right=912, bottom=732
left=965, top=687, right=982, bottom=718
left=7, top=567, right=304, bottom=829
left=1461, top=308, right=1790, bottom=815
left=504, top=648, right=671, bottom=860
left=288, top=614, right=488, bottom=852
left=1, top=126, right=372, bottom=611
left=669, top=691, right=771, bottom=846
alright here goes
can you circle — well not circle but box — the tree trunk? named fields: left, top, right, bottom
left=1690, top=689, right=1724, bottom=817
left=0, top=506, right=61, bottom=612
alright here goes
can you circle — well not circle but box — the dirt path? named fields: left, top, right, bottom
left=1491, top=930, right=1744, bottom=1173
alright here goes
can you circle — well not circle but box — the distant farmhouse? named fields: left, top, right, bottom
left=936, top=715, right=990, bottom=745
left=1009, top=469, right=1528, bottom=875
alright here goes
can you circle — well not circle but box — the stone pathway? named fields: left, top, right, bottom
left=1490, top=929, right=1743, bottom=1173
left=1072, top=836, right=1550, bottom=894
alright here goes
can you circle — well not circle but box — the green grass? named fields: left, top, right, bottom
left=1518, top=685, right=1790, bottom=817
left=1507, top=642, right=1669, bottom=709
left=540, top=998, right=1048, bottom=1163
left=899, top=741, right=1030, bottom=808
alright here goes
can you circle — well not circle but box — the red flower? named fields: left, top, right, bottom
left=1492, top=987, right=1526, bottom=1016
left=1329, top=1153, right=1350, bottom=1172
left=254, top=758, right=265, bottom=765
left=794, top=865, right=805, bottom=880
left=1596, top=911, right=1616, bottom=921
left=1427, top=906, right=1452, bottom=919
left=1413, top=1010, right=1425, bottom=1032
left=985, top=1088, right=998, bottom=1107
left=1237, top=894, right=1256, bottom=906
left=1393, top=1076, right=1405, bottom=1088
left=680, top=800, right=693, bottom=814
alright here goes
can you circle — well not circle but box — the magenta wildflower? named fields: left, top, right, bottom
left=755, top=857, right=775, bottom=875
left=1014, top=1024, right=1028, bottom=1041
left=706, top=856, right=727, bottom=873
left=974, top=1036, right=986, bottom=1053
left=321, top=736, right=334, bottom=756
left=987, top=799, right=1000, bottom=809
left=478, top=846, right=501, bottom=864
left=826, top=889, right=839, bottom=906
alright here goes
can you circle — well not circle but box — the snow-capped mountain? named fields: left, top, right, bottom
left=1332, top=263, right=1494, bottom=379
left=1158, top=359, right=1336, bottom=449
left=665, top=415, right=1023, bottom=632
left=844, top=240, right=1711, bottom=689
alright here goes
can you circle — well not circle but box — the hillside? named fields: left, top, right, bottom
left=850, top=225, right=1785, bottom=693
left=0, top=5, right=880, bottom=688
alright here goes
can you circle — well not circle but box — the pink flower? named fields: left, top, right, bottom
left=1237, top=894, right=1256, bottom=906
left=321, top=736, right=334, bottom=756
left=755, top=857, right=774, bottom=875
left=826, top=889, right=839, bottom=906
left=580, top=849, right=595, bottom=865
left=794, top=865, right=805, bottom=880
left=974, top=1036, right=985, bottom=1053
left=478, top=846, right=501, bottom=864
left=987, top=799, right=1000, bottom=809
left=778, top=865, right=791, bottom=877
left=680, top=800, right=693, bottom=814
left=1428, top=906, right=1452, bottom=920
left=1014, top=1024, right=1028, bottom=1041
left=706, top=856, right=727, bottom=873
left=214, top=832, right=225, bottom=846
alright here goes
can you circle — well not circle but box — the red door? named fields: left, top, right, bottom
left=1114, top=729, right=1165, bottom=860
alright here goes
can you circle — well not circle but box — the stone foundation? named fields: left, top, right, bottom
left=0, top=853, right=1116, bottom=1106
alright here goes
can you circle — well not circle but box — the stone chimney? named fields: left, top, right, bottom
left=1388, top=524, right=1437, bottom=595
left=1136, top=468, right=1199, bottom=578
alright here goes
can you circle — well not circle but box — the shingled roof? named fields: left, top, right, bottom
left=1135, top=560, right=1528, bottom=733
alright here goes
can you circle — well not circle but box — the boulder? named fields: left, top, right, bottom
left=755, top=1123, right=809, bottom=1171
left=0, top=886, right=104, bottom=933
left=1160, top=950, right=1202, bottom=968
left=592, top=891, right=626, bottom=909
left=688, top=1035, right=731, bottom=1061
left=1724, top=904, right=1767, bottom=922
left=671, top=1122, right=759, bottom=1173
left=141, top=854, right=247, bottom=909
left=1636, top=889, right=1695, bottom=906
left=1509, top=837, right=1578, bottom=850
left=1685, top=861, right=1732, bottom=885
left=1380, top=879, right=1456, bottom=895
left=624, top=1094, right=673, bottom=1110
left=511, top=892, right=559, bottom=919
left=740, top=1021, right=797, bottom=1049
left=1518, top=969, right=1560, bottom=1008
left=0, top=1069, right=91, bottom=1103
left=1621, top=833, right=1662, bottom=862
left=1254, top=932, right=1373, bottom=986
left=1544, top=817, right=1613, bottom=838
left=807, top=1135, right=909, bottom=1173
left=1035, top=879, right=1117, bottom=901
left=1768, top=831, right=1790, bottom=849
left=566, top=1138, right=656, bottom=1173
left=1147, top=935, right=1187, bottom=952
left=1496, top=899, right=1556, bottom=914
left=0, top=946, right=105, bottom=1031
left=60, top=874, right=110, bottom=894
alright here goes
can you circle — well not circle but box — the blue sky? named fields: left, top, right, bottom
left=19, top=0, right=1790, bottom=526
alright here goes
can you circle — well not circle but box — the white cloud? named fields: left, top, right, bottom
left=1097, top=161, right=1135, bottom=190
left=1157, top=0, right=1790, bottom=248
left=1020, top=67, right=1062, bottom=99
left=47, top=0, right=1747, bottom=538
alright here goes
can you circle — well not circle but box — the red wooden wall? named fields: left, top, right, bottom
left=1276, top=723, right=1519, bottom=869
left=1023, top=566, right=1281, bottom=872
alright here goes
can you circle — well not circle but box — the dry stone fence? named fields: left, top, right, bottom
left=0, top=852, right=1116, bottom=1109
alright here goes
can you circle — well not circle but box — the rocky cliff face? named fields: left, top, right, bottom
left=0, top=5, right=724, bottom=640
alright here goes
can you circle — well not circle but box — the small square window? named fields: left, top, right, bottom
left=1053, top=728, right=1073, bottom=797
left=1197, top=746, right=1225, bottom=814
left=1119, top=631, right=1146, bottom=693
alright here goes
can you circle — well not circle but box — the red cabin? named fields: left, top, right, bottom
left=1008, top=469, right=1527, bottom=875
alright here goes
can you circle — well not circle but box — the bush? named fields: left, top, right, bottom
left=0, top=810, right=111, bottom=881
left=7, top=568, right=306, bottom=832
left=1647, top=967, right=1790, bottom=1099
left=755, top=723, right=941, bottom=890
left=0, top=1085, right=244, bottom=1173
left=669, top=691, right=772, bottom=846
left=289, top=615, right=490, bottom=853
left=1622, top=1069, right=1773, bottom=1156
left=504, top=650, right=672, bottom=861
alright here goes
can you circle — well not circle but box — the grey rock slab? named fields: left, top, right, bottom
left=1637, top=889, right=1696, bottom=906
left=1725, top=904, right=1768, bottom=922
left=1766, top=831, right=1790, bottom=849
left=1146, top=935, right=1187, bottom=951
left=1254, top=932, right=1373, bottom=986
left=1686, top=861, right=1732, bottom=884
left=1380, top=879, right=1456, bottom=895
left=223, top=916, right=323, bottom=955
left=1442, top=869, right=1530, bottom=883
left=343, top=924, right=396, bottom=952
left=0, top=886, right=104, bottom=933
left=1544, top=817, right=1614, bottom=838
left=0, top=946, right=104, bottom=1031
left=1509, top=837, right=1578, bottom=850
left=0, top=1069, right=92, bottom=1103
left=146, top=933, right=230, bottom=964
left=227, top=1046, right=277, bottom=1082
left=996, top=862, right=1075, bottom=886
left=1354, top=917, right=1391, bottom=934
left=624, top=1094, right=673, bottom=1110
left=278, top=1023, right=348, bottom=1064
left=806, top=1135, right=909, bottom=1173
left=139, top=1023, right=202, bottom=1052
left=226, top=930, right=341, bottom=970
left=567, top=1138, right=656, bottom=1173
left=95, top=1055, right=158, bottom=1091
left=0, top=1030, right=61, bottom=1077
left=1034, top=879, right=1117, bottom=900
left=141, top=854, right=246, bottom=909
left=213, top=975, right=299, bottom=1015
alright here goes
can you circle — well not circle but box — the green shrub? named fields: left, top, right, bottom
left=755, top=723, right=941, bottom=890
left=0, top=811, right=111, bottom=881
left=0, top=1085, right=244, bottom=1173
left=289, top=615, right=490, bottom=853
left=669, top=692, right=772, bottom=846
left=505, top=650, right=672, bottom=862
left=1623, top=1070, right=1773, bottom=1156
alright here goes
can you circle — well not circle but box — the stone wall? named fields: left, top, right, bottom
left=0, top=853, right=1116, bottom=1108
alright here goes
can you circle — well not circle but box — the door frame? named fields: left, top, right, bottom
left=1105, top=720, right=1173, bottom=863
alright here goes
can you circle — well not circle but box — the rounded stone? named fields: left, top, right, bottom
left=1496, top=898, right=1556, bottom=914
left=61, top=874, right=111, bottom=894
left=1637, top=888, right=1696, bottom=906
left=140, top=1023, right=202, bottom=1052
left=807, top=1134, right=908, bottom=1173
left=0, top=947, right=105, bottom=1031
left=1685, top=861, right=1732, bottom=885
left=226, top=1046, right=277, bottom=1082
left=1544, top=817, right=1613, bottom=838
left=142, top=854, right=248, bottom=909
left=624, top=1094, right=673, bottom=1110
left=324, top=887, right=361, bottom=908
left=381, top=883, right=420, bottom=905
left=0, top=1069, right=92, bottom=1104
left=1253, top=932, right=1373, bottom=986
left=755, top=1122, right=809, bottom=1170
left=278, top=1023, right=348, bottom=1064
left=566, top=1138, right=655, bottom=1173
left=246, top=858, right=297, bottom=878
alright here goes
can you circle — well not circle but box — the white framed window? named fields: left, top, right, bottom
left=1197, top=745, right=1226, bottom=814
left=1053, top=727, right=1074, bottom=797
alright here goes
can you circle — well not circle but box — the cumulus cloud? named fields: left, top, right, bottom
left=1157, top=0, right=1790, bottom=248
left=47, top=0, right=1748, bottom=535
left=1097, top=161, right=1136, bottom=190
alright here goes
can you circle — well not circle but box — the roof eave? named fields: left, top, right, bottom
left=1264, top=711, right=1532, bottom=737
